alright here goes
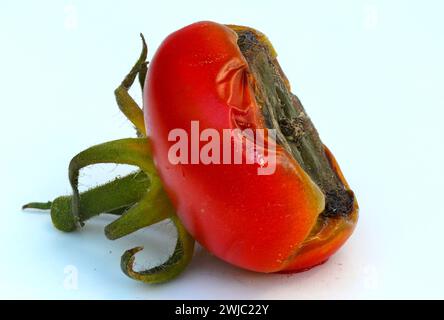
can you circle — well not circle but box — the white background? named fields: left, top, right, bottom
left=1, top=0, right=443, bottom=299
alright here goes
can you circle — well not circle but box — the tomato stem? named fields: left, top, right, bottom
left=22, top=201, right=52, bottom=210
left=23, top=171, right=150, bottom=232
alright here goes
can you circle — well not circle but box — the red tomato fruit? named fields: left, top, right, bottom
left=144, top=21, right=358, bottom=273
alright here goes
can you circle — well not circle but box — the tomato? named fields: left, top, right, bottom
left=144, top=21, right=358, bottom=273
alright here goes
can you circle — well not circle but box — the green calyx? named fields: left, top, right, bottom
left=22, top=34, right=195, bottom=284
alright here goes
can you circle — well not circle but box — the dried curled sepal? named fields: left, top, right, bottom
left=121, top=216, right=195, bottom=284
left=68, top=138, right=157, bottom=227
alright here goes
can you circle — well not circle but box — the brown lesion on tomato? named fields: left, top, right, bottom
left=229, top=25, right=355, bottom=220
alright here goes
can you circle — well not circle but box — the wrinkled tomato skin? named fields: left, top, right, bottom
left=144, top=21, right=351, bottom=273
